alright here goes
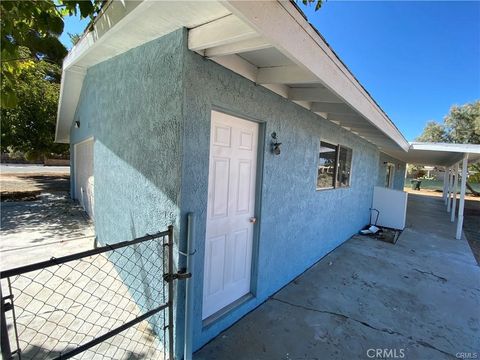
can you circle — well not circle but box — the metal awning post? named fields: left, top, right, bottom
left=456, top=154, right=469, bottom=240
left=443, top=167, right=449, bottom=205
left=447, top=167, right=452, bottom=212
left=442, top=168, right=448, bottom=202
left=451, top=162, right=459, bottom=222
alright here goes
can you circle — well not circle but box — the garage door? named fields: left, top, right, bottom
left=74, top=139, right=94, bottom=219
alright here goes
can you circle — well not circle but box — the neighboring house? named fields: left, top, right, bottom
left=56, top=2, right=475, bottom=358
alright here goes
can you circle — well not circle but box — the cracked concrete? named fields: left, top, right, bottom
left=194, top=194, right=480, bottom=360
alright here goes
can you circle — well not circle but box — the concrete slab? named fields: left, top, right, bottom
left=194, top=194, right=480, bottom=360
left=0, top=193, right=95, bottom=270
left=0, top=192, right=166, bottom=359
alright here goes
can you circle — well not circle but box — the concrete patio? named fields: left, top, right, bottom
left=194, top=193, right=480, bottom=360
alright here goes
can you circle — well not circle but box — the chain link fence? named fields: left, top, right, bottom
left=1, top=228, right=174, bottom=360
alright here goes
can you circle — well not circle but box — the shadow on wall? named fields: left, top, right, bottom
left=75, top=30, right=185, bottom=244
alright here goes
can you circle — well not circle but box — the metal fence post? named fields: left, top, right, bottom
left=1, top=284, right=13, bottom=360
left=167, top=225, right=175, bottom=360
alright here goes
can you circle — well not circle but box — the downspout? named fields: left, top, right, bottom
left=184, top=213, right=196, bottom=360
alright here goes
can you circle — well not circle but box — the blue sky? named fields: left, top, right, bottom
left=60, top=1, right=480, bottom=141
left=299, top=1, right=479, bottom=140
left=59, top=13, right=89, bottom=49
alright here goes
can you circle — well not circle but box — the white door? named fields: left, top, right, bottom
left=74, top=139, right=94, bottom=219
left=385, top=163, right=395, bottom=188
left=202, top=111, right=259, bottom=319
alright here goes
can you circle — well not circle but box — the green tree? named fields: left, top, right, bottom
left=444, top=101, right=480, bottom=144
left=416, top=101, right=480, bottom=144
left=416, top=100, right=480, bottom=187
left=415, top=121, right=448, bottom=142
left=301, top=0, right=325, bottom=11
left=1, top=55, right=68, bottom=159
left=1, top=0, right=101, bottom=107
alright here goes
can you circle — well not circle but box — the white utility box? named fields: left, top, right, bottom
left=371, top=186, right=408, bottom=230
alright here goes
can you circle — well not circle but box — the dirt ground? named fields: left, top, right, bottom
left=405, top=187, right=480, bottom=265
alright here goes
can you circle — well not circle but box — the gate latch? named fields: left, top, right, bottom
left=163, top=270, right=191, bottom=283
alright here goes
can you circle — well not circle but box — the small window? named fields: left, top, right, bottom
left=317, top=142, right=337, bottom=189
left=337, top=146, right=352, bottom=188
left=317, top=142, right=353, bottom=190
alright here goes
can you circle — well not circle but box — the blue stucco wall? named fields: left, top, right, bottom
left=70, top=29, right=186, bottom=353
left=377, top=152, right=407, bottom=191
left=71, top=29, right=184, bottom=242
left=179, top=46, right=381, bottom=352
left=70, top=28, right=405, bottom=357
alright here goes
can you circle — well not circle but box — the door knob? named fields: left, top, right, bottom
left=249, top=217, right=257, bottom=224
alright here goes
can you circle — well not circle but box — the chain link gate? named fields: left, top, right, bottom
left=1, top=225, right=186, bottom=360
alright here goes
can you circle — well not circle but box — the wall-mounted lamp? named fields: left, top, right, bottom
left=271, top=132, right=282, bottom=155
left=74, top=120, right=81, bottom=128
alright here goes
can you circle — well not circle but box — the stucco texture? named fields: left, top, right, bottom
left=70, top=30, right=185, bottom=351
left=70, top=28, right=407, bottom=357
left=180, top=45, right=383, bottom=351
left=71, top=29, right=184, bottom=244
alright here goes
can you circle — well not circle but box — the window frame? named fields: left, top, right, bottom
left=316, top=141, right=337, bottom=190
left=316, top=141, right=353, bottom=191
left=336, top=145, right=353, bottom=188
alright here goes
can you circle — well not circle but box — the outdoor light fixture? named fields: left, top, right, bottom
left=271, top=132, right=282, bottom=155
left=74, top=120, right=81, bottom=128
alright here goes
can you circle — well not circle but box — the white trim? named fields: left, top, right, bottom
left=204, top=37, right=271, bottom=58
left=456, top=154, right=469, bottom=240
left=74, top=135, right=95, bottom=147
left=256, top=65, right=318, bottom=85
left=450, top=163, right=459, bottom=222
left=311, top=102, right=355, bottom=115
left=447, top=167, right=452, bottom=212
left=223, top=0, right=409, bottom=151
left=443, top=168, right=448, bottom=203
left=188, top=14, right=257, bottom=52
left=73, top=137, right=95, bottom=218
left=410, top=142, right=480, bottom=154
left=288, top=87, right=342, bottom=103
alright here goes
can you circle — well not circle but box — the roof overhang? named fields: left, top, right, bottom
left=386, top=142, right=480, bottom=167
left=56, top=0, right=410, bottom=152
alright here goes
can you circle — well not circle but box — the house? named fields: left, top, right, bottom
left=54, top=1, right=479, bottom=358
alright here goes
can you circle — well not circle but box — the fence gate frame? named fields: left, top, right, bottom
left=1, top=225, right=188, bottom=360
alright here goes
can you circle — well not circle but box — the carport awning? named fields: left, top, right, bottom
left=393, top=142, right=480, bottom=241
left=387, top=142, right=480, bottom=167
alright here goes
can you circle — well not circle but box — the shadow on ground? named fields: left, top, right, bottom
left=1, top=194, right=89, bottom=239
left=8, top=344, right=151, bottom=360
left=464, top=199, right=480, bottom=265
left=194, top=193, right=479, bottom=360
